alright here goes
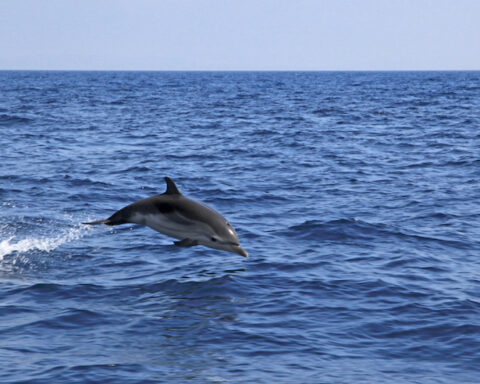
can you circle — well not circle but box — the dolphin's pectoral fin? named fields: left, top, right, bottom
left=173, top=238, right=199, bottom=248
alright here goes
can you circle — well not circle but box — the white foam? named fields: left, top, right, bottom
left=0, top=224, right=92, bottom=260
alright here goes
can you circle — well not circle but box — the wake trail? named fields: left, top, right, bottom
left=0, top=224, right=92, bottom=259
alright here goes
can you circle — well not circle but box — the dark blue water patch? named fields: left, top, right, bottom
left=1, top=71, right=480, bottom=384
left=278, top=218, right=473, bottom=252
left=0, top=113, right=33, bottom=126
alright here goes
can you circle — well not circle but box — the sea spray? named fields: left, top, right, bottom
left=0, top=224, right=92, bottom=259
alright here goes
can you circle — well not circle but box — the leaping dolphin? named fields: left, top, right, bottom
left=83, top=177, right=248, bottom=257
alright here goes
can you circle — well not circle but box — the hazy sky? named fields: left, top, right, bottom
left=1, top=0, right=479, bottom=70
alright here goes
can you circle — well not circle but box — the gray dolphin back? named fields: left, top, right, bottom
left=83, top=177, right=182, bottom=226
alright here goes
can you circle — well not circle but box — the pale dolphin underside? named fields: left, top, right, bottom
left=83, top=177, right=248, bottom=257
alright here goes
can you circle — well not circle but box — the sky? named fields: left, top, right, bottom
left=0, top=0, right=479, bottom=71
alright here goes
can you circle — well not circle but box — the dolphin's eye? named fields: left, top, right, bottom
left=211, top=237, right=217, bottom=242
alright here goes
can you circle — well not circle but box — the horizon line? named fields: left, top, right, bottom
left=1, top=68, right=479, bottom=72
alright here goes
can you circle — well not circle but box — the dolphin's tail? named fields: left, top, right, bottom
left=82, top=219, right=111, bottom=225
left=82, top=209, right=130, bottom=226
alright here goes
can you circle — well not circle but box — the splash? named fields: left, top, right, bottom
left=0, top=224, right=91, bottom=260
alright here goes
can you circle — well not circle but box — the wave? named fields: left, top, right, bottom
left=0, top=224, right=91, bottom=260
left=281, top=218, right=378, bottom=242
left=0, top=113, right=33, bottom=126
left=280, top=218, right=474, bottom=249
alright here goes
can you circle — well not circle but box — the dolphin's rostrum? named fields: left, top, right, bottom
left=83, top=177, right=248, bottom=257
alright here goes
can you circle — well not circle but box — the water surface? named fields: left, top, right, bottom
left=1, top=71, right=480, bottom=383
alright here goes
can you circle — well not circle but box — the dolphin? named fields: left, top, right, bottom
left=83, top=177, right=248, bottom=257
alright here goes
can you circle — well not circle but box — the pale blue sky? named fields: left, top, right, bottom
left=1, top=0, right=479, bottom=70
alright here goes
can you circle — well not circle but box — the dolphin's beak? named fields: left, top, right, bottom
left=234, top=246, right=249, bottom=258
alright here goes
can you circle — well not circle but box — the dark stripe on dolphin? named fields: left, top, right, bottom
left=101, top=198, right=193, bottom=226
left=103, top=200, right=176, bottom=225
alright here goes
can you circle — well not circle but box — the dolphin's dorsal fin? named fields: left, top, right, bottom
left=164, top=177, right=181, bottom=195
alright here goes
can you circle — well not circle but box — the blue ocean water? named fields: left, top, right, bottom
left=0, top=71, right=479, bottom=383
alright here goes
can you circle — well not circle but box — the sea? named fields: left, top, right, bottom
left=0, top=71, right=479, bottom=383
